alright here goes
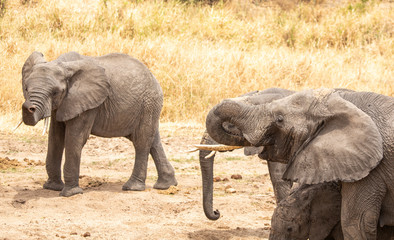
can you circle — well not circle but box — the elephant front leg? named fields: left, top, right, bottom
left=43, top=116, right=65, bottom=191
left=150, top=131, right=177, bottom=190
left=60, top=111, right=96, bottom=197
left=341, top=180, right=386, bottom=240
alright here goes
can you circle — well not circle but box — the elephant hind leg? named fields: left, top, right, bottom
left=122, top=111, right=158, bottom=191
left=150, top=131, right=177, bottom=189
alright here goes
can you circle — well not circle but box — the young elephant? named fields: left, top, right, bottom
left=205, top=88, right=394, bottom=239
left=20, top=51, right=177, bottom=197
left=270, top=183, right=343, bottom=240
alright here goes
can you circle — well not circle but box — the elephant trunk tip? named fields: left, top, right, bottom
left=205, top=209, right=220, bottom=221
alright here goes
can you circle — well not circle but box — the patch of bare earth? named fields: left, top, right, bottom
left=0, top=123, right=276, bottom=239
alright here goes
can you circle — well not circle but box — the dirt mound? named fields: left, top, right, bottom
left=0, top=157, right=21, bottom=169
left=0, top=157, right=45, bottom=169
left=79, top=175, right=108, bottom=188
left=23, top=158, right=45, bottom=166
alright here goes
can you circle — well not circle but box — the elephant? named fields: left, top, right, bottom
left=198, top=130, right=292, bottom=220
left=19, top=51, right=177, bottom=197
left=198, top=88, right=295, bottom=220
left=196, top=88, right=346, bottom=239
left=205, top=87, right=394, bottom=239
left=270, top=182, right=343, bottom=240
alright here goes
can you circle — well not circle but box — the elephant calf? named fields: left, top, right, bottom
left=270, top=183, right=343, bottom=240
left=19, top=51, right=177, bottom=197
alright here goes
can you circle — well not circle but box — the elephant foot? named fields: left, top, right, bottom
left=60, top=186, right=83, bottom=197
left=43, top=179, right=64, bottom=191
left=122, top=176, right=146, bottom=191
left=153, top=176, right=178, bottom=190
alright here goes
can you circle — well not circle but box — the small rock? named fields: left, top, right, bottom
left=224, top=184, right=232, bottom=190
left=222, top=177, right=229, bottom=182
left=213, top=177, right=221, bottom=182
left=70, top=232, right=77, bottom=235
left=225, top=187, right=236, bottom=193
left=83, top=232, right=91, bottom=237
left=231, top=174, right=242, bottom=180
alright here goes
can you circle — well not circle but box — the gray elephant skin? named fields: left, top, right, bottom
left=270, top=183, right=343, bottom=240
left=199, top=88, right=344, bottom=240
left=199, top=88, right=294, bottom=221
left=21, top=51, right=177, bottom=197
left=206, top=87, right=394, bottom=239
left=200, top=132, right=344, bottom=240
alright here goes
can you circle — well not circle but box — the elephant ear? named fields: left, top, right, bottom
left=283, top=91, right=383, bottom=184
left=22, top=51, right=47, bottom=80
left=56, top=59, right=111, bottom=122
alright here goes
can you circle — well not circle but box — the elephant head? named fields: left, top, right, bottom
left=207, top=88, right=383, bottom=185
left=21, top=51, right=110, bottom=126
left=201, top=88, right=294, bottom=220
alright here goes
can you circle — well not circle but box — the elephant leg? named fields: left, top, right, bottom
left=122, top=115, right=157, bottom=191
left=150, top=131, right=177, bottom=190
left=341, top=179, right=386, bottom=240
left=43, top=115, right=65, bottom=191
left=60, top=109, right=97, bottom=197
left=122, top=141, right=151, bottom=191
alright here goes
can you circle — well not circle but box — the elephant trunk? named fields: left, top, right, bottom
left=206, top=99, right=252, bottom=147
left=199, top=132, right=220, bottom=220
left=22, top=100, right=41, bottom=126
left=22, top=87, right=52, bottom=126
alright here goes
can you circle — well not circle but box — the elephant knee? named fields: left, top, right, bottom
left=361, top=211, right=379, bottom=239
left=341, top=210, right=379, bottom=240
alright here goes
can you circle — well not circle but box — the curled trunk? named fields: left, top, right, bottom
left=206, top=100, right=251, bottom=147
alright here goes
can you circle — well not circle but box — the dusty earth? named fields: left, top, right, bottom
left=0, top=122, right=277, bottom=240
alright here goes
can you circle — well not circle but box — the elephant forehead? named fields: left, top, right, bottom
left=30, top=63, right=64, bottom=77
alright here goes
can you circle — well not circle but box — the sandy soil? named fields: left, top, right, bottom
left=0, top=123, right=276, bottom=240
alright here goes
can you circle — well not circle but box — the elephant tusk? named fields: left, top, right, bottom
left=186, top=148, right=199, bottom=153
left=205, top=151, right=216, bottom=159
left=12, top=118, right=23, bottom=132
left=42, top=117, right=49, bottom=135
left=193, top=144, right=243, bottom=152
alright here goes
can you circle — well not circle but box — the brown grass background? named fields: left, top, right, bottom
left=0, top=0, right=393, bottom=125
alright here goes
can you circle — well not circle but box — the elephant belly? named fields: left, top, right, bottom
left=90, top=106, right=141, bottom=138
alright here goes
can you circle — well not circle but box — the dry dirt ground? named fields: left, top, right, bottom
left=0, top=123, right=276, bottom=240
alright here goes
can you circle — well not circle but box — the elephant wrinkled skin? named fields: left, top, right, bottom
left=206, top=88, right=394, bottom=240
left=20, top=51, right=177, bottom=197
left=199, top=88, right=346, bottom=240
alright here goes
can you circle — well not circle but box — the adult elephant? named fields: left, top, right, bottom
left=198, top=88, right=295, bottom=220
left=206, top=88, right=393, bottom=239
left=19, top=51, right=177, bottom=197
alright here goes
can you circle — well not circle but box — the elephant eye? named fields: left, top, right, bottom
left=53, top=89, right=60, bottom=96
left=276, top=115, right=284, bottom=123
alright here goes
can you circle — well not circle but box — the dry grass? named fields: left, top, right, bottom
left=0, top=0, right=393, bottom=125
